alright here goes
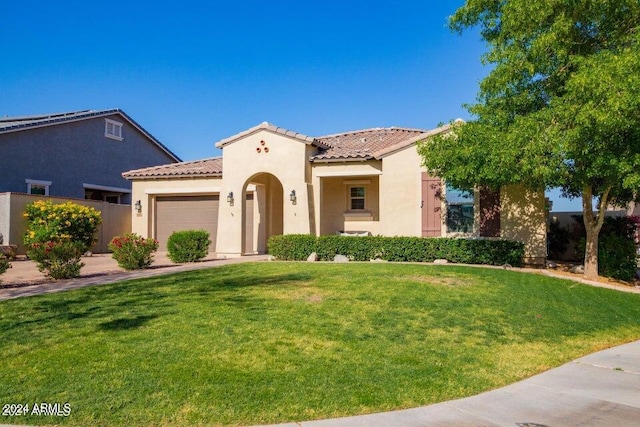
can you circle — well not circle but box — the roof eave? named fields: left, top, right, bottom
left=309, top=156, right=375, bottom=163
left=123, top=173, right=223, bottom=181
left=215, top=122, right=323, bottom=148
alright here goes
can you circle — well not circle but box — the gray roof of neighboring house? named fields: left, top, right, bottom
left=123, top=157, right=223, bottom=179
left=0, top=108, right=181, bottom=162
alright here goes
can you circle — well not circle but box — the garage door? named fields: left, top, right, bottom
left=155, top=195, right=219, bottom=251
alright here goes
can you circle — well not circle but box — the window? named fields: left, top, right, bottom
left=445, top=184, right=474, bottom=233
left=350, top=186, right=365, bottom=210
left=105, top=118, right=123, bottom=141
left=26, top=179, right=51, bottom=196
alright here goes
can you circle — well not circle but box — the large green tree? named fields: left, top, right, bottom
left=419, top=0, right=640, bottom=278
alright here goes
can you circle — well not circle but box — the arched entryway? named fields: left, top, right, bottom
left=242, top=172, right=284, bottom=254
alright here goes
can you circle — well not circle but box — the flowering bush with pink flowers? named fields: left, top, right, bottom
left=27, top=241, right=85, bottom=279
left=109, top=233, right=159, bottom=270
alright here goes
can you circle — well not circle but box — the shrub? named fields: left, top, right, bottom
left=109, top=233, right=159, bottom=270
left=0, top=255, right=11, bottom=282
left=268, top=235, right=524, bottom=266
left=599, top=235, right=637, bottom=281
left=23, top=200, right=101, bottom=280
left=267, top=234, right=316, bottom=261
left=167, top=230, right=211, bottom=263
left=577, top=234, right=637, bottom=281
left=23, top=200, right=102, bottom=250
left=27, top=241, right=85, bottom=280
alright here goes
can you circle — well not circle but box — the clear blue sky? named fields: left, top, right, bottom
left=1, top=0, right=580, bottom=210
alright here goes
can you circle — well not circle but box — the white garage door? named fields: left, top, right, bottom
left=155, top=195, right=219, bottom=251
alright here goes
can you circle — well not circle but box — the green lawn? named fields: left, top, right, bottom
left=1, top=262, right=640, bottom=426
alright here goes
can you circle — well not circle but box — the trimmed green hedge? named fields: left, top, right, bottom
left=267, top=235, right=524, bottom=266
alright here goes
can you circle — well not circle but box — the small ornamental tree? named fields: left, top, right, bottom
left=23, top=201, right=102, bottom=279
left=419, top=0, right=640, bottom=279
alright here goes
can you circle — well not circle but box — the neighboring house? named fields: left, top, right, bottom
left=0, top=109, right=181, bottom=204
left=124, top=122, right=547, bottom=264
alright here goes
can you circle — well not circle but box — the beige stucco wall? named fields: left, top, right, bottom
left=500, top=185, right=547, bottom=265
left=0, top=192, right=130, bottom=254
left=379, top=145, right=424, bottom=237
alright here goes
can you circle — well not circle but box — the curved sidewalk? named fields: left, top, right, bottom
left=267, top=339, right=640, bottom=427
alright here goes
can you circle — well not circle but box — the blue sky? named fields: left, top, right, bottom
left=2, top=1, right=579, bottom=210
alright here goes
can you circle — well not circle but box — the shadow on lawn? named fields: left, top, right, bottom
left=98, top=314, right=160, bottom=331
left=0, top=269, right=313, bottom=344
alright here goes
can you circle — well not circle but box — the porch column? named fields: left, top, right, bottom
left=215, top=187, right=243, bottom=257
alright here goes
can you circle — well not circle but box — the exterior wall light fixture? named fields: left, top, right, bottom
left=290, top=190, right=297, bottom=204
left=227, top=191, right=234, bottom=204
left=134, top=200, right=142, bottom=213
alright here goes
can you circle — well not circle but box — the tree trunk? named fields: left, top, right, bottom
left=583, top=224, right=599, bottom=279
left=581, top=186, right=610, bottom=280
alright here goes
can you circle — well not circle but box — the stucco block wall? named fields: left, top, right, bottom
left=500, top=185, right=547, bottom=265
left=0, top=192, right=130, bottom=254
left=0, top=194, right=10, bottom=246
left=0, top=115, right=177, bottom=203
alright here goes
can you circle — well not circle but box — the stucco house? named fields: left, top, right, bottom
left=0, top=109, right=180, bottom=203
left=124, top=122, right=547, bottom=264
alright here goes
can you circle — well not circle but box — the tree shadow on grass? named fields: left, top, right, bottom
left=97, top=314, right=159, bottom=331
left=0, top=270, right=314, bottom=345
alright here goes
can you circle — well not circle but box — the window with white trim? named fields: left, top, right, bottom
left=349, top=186, right=366, bottom=210
left=26, top=179, right=51, bottom=196
left=105, top=118, right=123, bottom=141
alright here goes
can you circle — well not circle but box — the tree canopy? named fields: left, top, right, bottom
left=419, top=0, right=640, bottom=278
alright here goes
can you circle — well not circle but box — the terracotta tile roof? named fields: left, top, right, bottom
left=123, top=122, right=458, bottom=179
left=123, top=157, right=222, bottom=179
left=0, top=108, right=181, bottom=162
left=311, top=127, right=429, bottom=161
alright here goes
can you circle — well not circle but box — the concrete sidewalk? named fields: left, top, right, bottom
left=0, top=252, right=269, bottom=301
left=267, top=340, right=640, bottom=427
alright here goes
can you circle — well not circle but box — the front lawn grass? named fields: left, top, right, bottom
left=1, top=262, right=640, bottom=426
